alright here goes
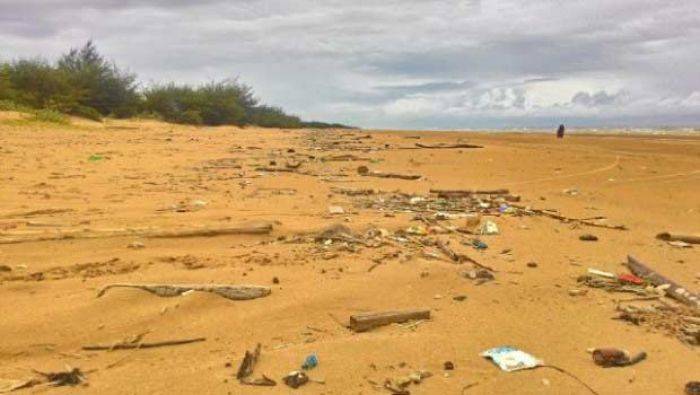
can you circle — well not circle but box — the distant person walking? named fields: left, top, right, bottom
left=556, top=124, right=565, bottom=138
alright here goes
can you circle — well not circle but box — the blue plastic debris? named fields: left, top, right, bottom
left=302, top=353, right=318, bottom=370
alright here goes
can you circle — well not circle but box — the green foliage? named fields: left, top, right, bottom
left=32, top=109, right=70, bottom=124
left=0, top=41, right=347, bottom=128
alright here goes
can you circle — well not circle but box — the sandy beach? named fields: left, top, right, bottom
left=0, top=117, right=698, bottom=394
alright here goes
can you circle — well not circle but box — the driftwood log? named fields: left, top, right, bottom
left=415, top=143, right=483, bottom=149
left=349, top=309, right=430, bottom=332
left=97, top=283, right=271, bottom=301
left=656, top=232, right=700, bottom=245
left=626, top=255, right=699, bottom=309
left=511, top=205, right=627, bottom=231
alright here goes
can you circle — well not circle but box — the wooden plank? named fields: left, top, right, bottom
left=349, top=309, right=430, bottom=332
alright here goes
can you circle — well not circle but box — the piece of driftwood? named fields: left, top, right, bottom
left=357, top=166, right=421, bottom=180
left=82, top=337, right=205, bottom=351
left=97, top=283, right=271, bottom=301
left=236, top=343, right=261, bottom=379
left=655, top=232, right=700, bottom=245
left=0, top=222, right=273, bottom=245
left=627, top=255, right=699, bottom=309
left=255, top=167, right=298, bottom=173
left=349, top=309, right=430, bottom=332
left=415, top=143, right=483, bottom=149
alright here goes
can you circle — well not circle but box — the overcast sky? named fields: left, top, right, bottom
left=1, top=0, right=699, bottom=129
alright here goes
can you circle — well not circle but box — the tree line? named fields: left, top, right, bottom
left=0, top=41, right=351, bottom=128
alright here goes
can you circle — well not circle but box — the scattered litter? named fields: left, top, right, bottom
left=527, top=262, right=538, bottom=268
left=617, top=273, right=643, bottom=285
left=480, top=221, right=499, bottom=235
left=302, top=354, right=318, bottom=370
left=470, top=239, right=488, bottom=250
left=443, top=361, right=454, bottom=370
left=88, top=154, right=104, bottom=162
left=591, top=348, right=647, bottom=367
left=481, top=346, right=541, bottom=372
left=453, top=295, right=467, bottom=301
left=587, top=268, right=615, bottom=279
left=282, top=371, right=309, bottom=389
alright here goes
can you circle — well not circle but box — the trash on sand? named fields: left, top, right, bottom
left=282, top=371, right=309, bottom=389
left=480, top=221, right=499, bottom=235
left=627, top=255, right=700, bottom=309
left=579, top=234, right=598, bottom=241
left=470, top=239, right=488, bottom=250
left=591, top=348, right=647, bottom=367
left=587, top=268, right=615, bottom=279
left=356, top=166, right=421, bottom=180
left=349, top=309, right=431, bottom=332
left=617, top=273, right=644, bottom=285
left=88, top=154, right=104, bottom=162
left=686, top=381, right=700, bottom=395
left=405, top=225, right=427, bottom=236
left=444, top=361, right=455, bottom=370
left=481, top=346, right=542, bottom=372
left=385, top=370, right=432, bottom=394
left=302, top=354, right=318, bottom=370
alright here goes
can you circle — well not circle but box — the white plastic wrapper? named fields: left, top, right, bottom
left=481, top=346, right=542, bottom=372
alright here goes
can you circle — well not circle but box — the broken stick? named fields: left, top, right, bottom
left=626, top=255, right=699, bottom=310
left=349, top=309, right=430, bottom=332
left=655, top=232, right=700, bottom=245
left=415, top=143, right=483, bottom=149
left=97, top=283, right=271, bottom=301
left=83, top=337, right=205, bottom=351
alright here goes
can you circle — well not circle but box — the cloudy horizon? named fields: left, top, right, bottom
left=2, top=0, right=699, bottom=129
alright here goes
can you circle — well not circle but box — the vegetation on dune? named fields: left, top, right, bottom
left=0, top=41, right=353, bottom=129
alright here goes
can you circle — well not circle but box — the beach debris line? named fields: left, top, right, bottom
left=590, top=348, right=647, bottom=367
left=97, top=283, right=271, bottom=301
left=349, top=309, right=431, bottom=332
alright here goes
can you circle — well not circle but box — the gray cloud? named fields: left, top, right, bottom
left=0, top=0, right=699, bottom=128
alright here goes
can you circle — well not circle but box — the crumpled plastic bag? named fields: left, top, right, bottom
left=481, top=346, right=542, bottom=372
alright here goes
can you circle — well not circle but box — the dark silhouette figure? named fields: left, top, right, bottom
left=556, top=124, right=565, bottom=138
